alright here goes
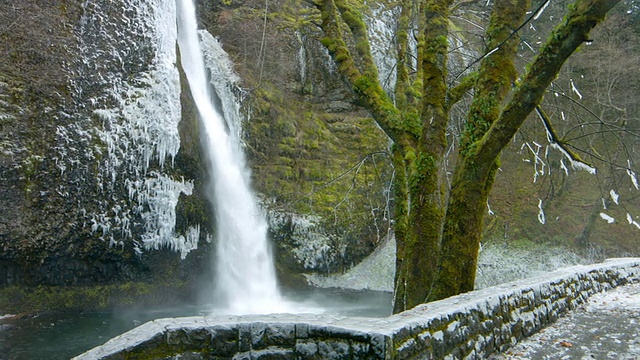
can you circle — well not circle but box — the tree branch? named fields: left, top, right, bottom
left=536, top=105, right=595, bottom=169
left=419, top=0, right=453, bottom=157
left=452, top=0, right=553, bottom=79
left=446, top=71, right=477, bottom=109
left=315, top=0, right=419, bottom=147
left=460, top=0, right=530, bottom=152
left=333, top=0, right=378, bottom=78
left=477, top=0, right=622, bottom=166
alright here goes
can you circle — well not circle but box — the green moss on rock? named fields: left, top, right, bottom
left=0, top=281, right=191, bottom=314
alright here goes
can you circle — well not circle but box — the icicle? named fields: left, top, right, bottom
left=296, top=31, right=306, bottom=84
left=627, top=213, right=640, bottom=230
left=523, top=142, right=547, bottom=182
left=69, top=0, right=192, bottom=255
left=560, top=159, right=569, bottom=176
left=487, top=201, right=495, bottom=216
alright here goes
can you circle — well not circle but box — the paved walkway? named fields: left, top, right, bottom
left=491, top=281, right=640, bottom=359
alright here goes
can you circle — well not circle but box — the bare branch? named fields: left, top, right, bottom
left=452, top=0, right=557, bottom=79
left=536, top=105, right=595, bottom=169
left=275, top=151, right=391, bottom=210
left=477, top=0, right=622, bottom=166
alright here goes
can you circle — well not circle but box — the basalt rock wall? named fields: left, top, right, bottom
left=0, top=0, right=211, bottom=289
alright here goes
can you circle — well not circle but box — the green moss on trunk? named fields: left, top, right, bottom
left=429, top=155, right=499, bottom=301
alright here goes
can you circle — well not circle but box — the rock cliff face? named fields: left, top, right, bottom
left=0, top=1, right=212, bottom=289
left=0, top=0, right=391, bottom=298
left=197, top=0, right=392, bottom=275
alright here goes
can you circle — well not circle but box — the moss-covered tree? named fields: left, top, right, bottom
left=309, top=0, right=622, bottom=312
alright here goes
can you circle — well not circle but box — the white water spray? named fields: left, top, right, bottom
left=176, top=0, right=284, bottom=314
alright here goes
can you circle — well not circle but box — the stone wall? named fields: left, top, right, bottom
left=74, top=258, right=640, bottom=359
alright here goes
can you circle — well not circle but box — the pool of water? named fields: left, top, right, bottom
left=0, top=288, right=392, bottom=359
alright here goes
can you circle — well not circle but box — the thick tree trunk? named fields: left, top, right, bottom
left=393, top=154, right=446, bottom=311
left=392, top=0, right=451, bottom=313
left=427, top=0, right=530, bottom=302
left=429, top=156, right=498, bottom=300
left=391, top=147, right=410, bottom=313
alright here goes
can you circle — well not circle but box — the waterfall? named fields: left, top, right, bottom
left=365, top=2, right=399, bottom=96
left=176, top=0, right=284, bottom=314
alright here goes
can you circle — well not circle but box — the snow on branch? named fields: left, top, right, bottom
left=627, top=213, right=640, bottom=230
left=569, top=78, right=583, bottom=100
left=487, top=200, right=495, bottom=216
left=521, top=142, right=546, bottom=183
left=627, top=160, right=639, bottom=190
left=536, top=105, right=596, bottom=174
left=610, top=189, right=620, bottom=205
left=533, top=0, right=551, bottom=20
left=537, top=199, right=546, bottom=224
left=600, top=212, right=615, bottom=224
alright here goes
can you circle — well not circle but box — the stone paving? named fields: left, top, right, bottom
left=492, top=281, right=640, bottom=359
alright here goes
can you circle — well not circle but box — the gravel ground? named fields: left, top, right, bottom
left=491, top=281, right=640, bottom=359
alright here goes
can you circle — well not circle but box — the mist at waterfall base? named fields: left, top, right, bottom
left=0, top=289, right=392, bottom=360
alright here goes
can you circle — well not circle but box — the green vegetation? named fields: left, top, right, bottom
left=245, top=82, right=392, bottom=271
left=0, top=282, right=190, bottom=314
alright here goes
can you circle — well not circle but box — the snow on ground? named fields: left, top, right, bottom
left=304, top=236, right=589, bottom=292
left=491, top=281, right=640, bottom=359
left=475, top=241, right=588, bottom=289
left=304, top=235, right=395, bottom=292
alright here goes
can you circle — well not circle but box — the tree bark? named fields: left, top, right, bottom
left=392, top=0, right=452, bottom=312
left=428, top=0, right=530, bottom=301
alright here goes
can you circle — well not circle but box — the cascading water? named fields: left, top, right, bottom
left=176, top=0, right=284, bottom=314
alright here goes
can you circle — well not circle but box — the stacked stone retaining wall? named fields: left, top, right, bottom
left=75, top=258, right=640, bottom=359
